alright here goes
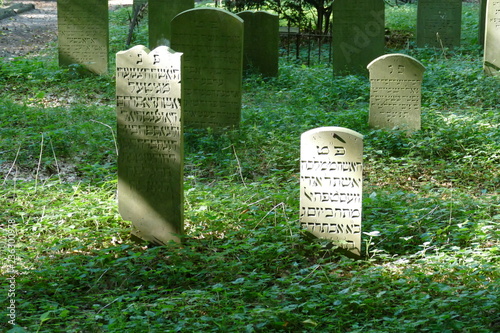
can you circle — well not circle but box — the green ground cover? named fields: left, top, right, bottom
left=0, top=2, right=499, bottom=332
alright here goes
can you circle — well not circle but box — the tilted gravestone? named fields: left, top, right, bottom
left=416, top=0, right=462, bottom=48
left=57, top=0, right=109, bottom=74
left=484, top=0, right=500, bottom=76
left=116, top=45, right=184, bottom=244
left=367, top=54, right=425, bottom=132
left=331, top=0, right=385, bottom=75
left=148, top=0, right=194, bottom=49
left=237, top=11, right=279, bottom=77
left=300, top=127, right=364, bottom=257
left=171, top=8, right=243, bottom=128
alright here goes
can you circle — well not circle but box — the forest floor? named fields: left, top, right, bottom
left=0, top=0, right=132, bottom=59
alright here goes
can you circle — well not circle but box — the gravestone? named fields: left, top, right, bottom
left=367, top=54, right=425, bottom=132
left=149, top=0, right=194, bottom=49
left=416, top=0, right=462, bottom=48
left=300, top=127, right=364, bottom=257
left=237, top=11, right=279, bottom=77
left=57, top=0, right=109, bottom=74
left=171, top=8, right=243, bottom=128
left=479, top=0, right=487, bottom=46
left=116, top=45, right=184, bottom=244
left=331, top=0, right=385, bottom=75
left=484, top=0, right=500, bottom=76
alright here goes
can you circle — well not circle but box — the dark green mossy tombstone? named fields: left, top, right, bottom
left=300, top=127, right=363, bottom=257
left=171, top=8, right=243, bottom=128
left=57, top=0, right=109, bottom=74
left=148, top=0, right=194, bottom=49
left=416, top=0, right=462, bottom=48
left=116, top=45, right=184, bottom=244
left=479, top=0, right=487, bottom=46
left=237, top=11, right=279, bottom=77
left=484, top=0, right=500, bottom=76
left=367, top=54, right=425, bottom=133
left=331, top=0, right=385, bottom=75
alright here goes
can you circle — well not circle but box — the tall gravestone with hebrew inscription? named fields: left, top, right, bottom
left=116, top=45, right=183, bottom=244
left=367, top=54, right=425, bottom=132
left=331, top=0, right=385, bottom=75
left=171, top=8, right=243, bottom=128
left=484, top=0, right=500, bottom=75
left=416, top=0, right=462, bottom=48
left=149, top=0, right=194, bottom=49
left=300, top=127, right=364, bottom=257
left=237, top=11, right=279, bottom=77
left=57, top=0, right=109, bottom=74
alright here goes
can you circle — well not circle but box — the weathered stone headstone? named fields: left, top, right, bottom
left=484, top=0, right=500, bottom=75
left=237, top=11, right=279, bottom=77
left=367, top=54, right=425, bottom=132
left=171, top=8, right=243, bottom=128
left=300, top=127, right=363, bottom=257
left=331, top=0, right=385, bottom=75
left=148, top=0, right=194, bottom=49
left=116, top=45, right=183, bottom=244
left=57, top=0, right=109, bottom=74
left=416, top=0, right=462, bottom=48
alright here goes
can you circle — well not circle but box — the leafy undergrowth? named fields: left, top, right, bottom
left=1, top=2, right=499, bottom=332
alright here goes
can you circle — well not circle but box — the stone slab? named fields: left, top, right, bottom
left=237, top=11, right=279, bottom=77
left=416, top=0, right=462, bottom=48
left=148, top=0, right=194, bottom=49
left=116, top=45, right=184, bottom=244
left=171, top=8, right=243, bottom=128
left=57, top=0, right=109, bottom=74
left=331, top=0, right=385, bottom=75
left=300, top=127, right=364, bottom=257
left=484, top=0, right=500, bottom=75
left=367, top=53, right=425, bottom=132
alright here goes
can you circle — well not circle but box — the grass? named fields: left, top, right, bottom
left=1, top=2, right=499, bottom=332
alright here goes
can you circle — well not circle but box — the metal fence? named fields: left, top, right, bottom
left=279, top=27, right=332, bottom=65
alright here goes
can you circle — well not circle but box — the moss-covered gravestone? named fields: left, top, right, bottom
left=57, top=0, right=109, bottom=74
left=331, top=0, right=385, bottom=75
left=367, top=54, right=425, bottom=132
left=479, top=0, right=487, bottom=46
left=237, top=11, right=279, bottom=77
left=484, top=0, right=500, bottom=76
left=148, top=0, right=194, bottom=49
left=416, top=0, right=462, bottom=48
left=300, top=127, right=363, bottom=257
left=171, top=8, right=243, bottom=128
left=116, top=45, right=183, bottom=244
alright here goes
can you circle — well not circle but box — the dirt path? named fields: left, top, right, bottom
left=0, top=0, right=132, bottom=59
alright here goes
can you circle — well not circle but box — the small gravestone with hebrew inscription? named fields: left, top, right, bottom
left=171, top=8, right=243, bottom=128
left=416, top=0, right=462, bottom=48
left=300, top=127, right=363, bottom=257
left=331, top=0, right=385, bottom=75
left=57, top=0, right=109, bottom=74
left=116, top=45, right=184, bottom=244
left=484, top=0, right=500, bottom=76
left=367, top=54, right=425, bottom=132
left=237, top=11, right=279, bottom=77
left=148, top=0, right=194, bottom=49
